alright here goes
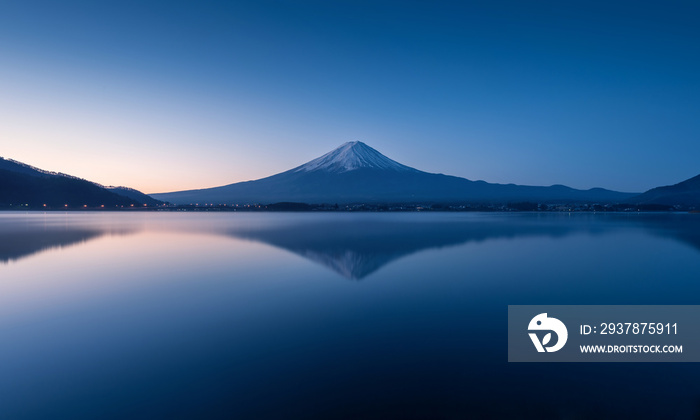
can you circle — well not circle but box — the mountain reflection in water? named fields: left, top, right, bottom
left=1, top=212, right=700, bottom=419
left=225, top=213, right=700, bottom=279
left=2, top=213, right=700, bottom=280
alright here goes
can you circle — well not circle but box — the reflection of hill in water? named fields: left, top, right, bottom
left=0, top=229, right=106, bottom=263
left=227, top=214, right=700, bottom=280
left=632, top=214, right=700, bottom=253
left=0, top=221, right=136, bottom=264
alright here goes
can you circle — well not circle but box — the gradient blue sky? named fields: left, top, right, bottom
left=1, top=0, right=698, bottom=193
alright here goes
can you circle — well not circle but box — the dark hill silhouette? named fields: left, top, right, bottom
left=107, top=186, right=163, bottom=206
left=0, top=157, right=159, bottom=207
left=629, top=174, right=700, bottom=207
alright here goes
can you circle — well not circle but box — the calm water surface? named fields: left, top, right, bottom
left=1, top=211, right=700, bottom=419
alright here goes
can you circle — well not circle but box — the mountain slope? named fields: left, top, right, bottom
left=107, top=187, right=163, bottom=206
left=629, top=174, right=700, bottom=207
left=152, top=141, right=636, bottom=205
left=0, top=157, right=154, bottom=207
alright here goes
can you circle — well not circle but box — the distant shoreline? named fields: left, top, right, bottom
left=0, top=202, right=692, bottom=213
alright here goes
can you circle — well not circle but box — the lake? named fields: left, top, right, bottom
left=1, top=211, right=699, bottom=419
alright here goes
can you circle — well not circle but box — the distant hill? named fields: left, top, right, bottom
left=107, top=186, right=163, bottom=206
left=629, top=174, right=700, bottom=207
left=0, top=157, right=158, bottom=208
left=152, top=141, right=636, bottom=205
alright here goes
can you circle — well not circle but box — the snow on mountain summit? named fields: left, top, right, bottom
left=294, top=141, right=417, bottom=173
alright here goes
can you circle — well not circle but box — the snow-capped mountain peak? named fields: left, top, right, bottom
left=293, top=141, right=417, bottom=173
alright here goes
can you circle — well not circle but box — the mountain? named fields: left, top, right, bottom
left=152, top=141, right=635, bottom=205
left=629, top=174, right=700, bottom=207
left=0, top=157, right=157, bottom=208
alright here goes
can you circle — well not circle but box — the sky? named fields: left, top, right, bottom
left=1, top=0, right=699, bottom=194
